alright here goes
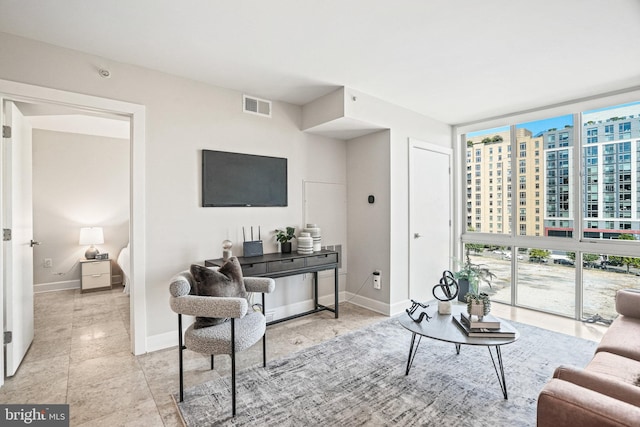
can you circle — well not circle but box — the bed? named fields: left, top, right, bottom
left=117, top=243, right=131, bottom=294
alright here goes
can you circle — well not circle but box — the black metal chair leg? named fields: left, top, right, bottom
left=178, top=314, right=184, bottom=402
left=231, top=318, right=236, bottom=417
left=211, top=355, right=214, bottom=370
left=262, top=293, right=267, bottom=368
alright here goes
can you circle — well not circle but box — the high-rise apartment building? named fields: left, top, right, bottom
left=466, top=104, right=639, bottom=240
left=542, top=127, right=574, bottom=237
left=580, top=107, right=640, bottom=239
left=466, top=129, right=543, bottom=235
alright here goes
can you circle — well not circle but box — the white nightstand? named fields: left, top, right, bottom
left=80, top=258, right=112, bottom=292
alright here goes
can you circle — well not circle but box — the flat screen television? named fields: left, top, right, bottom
left=202, top=150, right=288, bottom=207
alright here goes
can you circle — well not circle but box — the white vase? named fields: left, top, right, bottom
left=469, top=301, right=485, bottom=318
left=297, top=232, right=313, bottom=254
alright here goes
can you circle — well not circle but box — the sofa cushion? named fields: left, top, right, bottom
left=616, top=288, right=640, bottom=318
left=537, top=378, right=640, bottom=427
left=553, top=364, right=640, bottom=407
left=190, top=257, right=247, bottom=329
left=596, top=315, right=640, bottom=362
left=586, top=351, right=640, bottom=388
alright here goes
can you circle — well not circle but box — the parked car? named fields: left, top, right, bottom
left=553, top=259, right=574, bottom=266
left=530, top=257, right=549, bottom=263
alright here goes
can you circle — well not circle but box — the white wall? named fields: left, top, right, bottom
left=32, top=129, right=129, bottom=289
left=304, top=86, right=453, bottom=315
left=343, top=88, right=452, bottom=313
left=346, top=130, right=391, bottom=310
left=0, top=33, right=347, bottom=345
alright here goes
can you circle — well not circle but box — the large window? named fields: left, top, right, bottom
left=463, top=244, right=512, bottom=304
left=516, top=247, right=575, bottom=317
left=459, top=100, right=640, bottom=321
left=465, top=128, right=510, bottom=234
left=518, top=115, right=573, bottom=237
left=582, top=103, right=640, bottom=239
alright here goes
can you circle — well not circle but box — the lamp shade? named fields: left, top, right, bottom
left=79, top=227, right=104, bottom=245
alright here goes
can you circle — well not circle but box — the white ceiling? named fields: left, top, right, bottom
left=1, top=0, right=639, bottom=125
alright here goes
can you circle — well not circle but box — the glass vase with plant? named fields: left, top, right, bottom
left=453, top=246, right=495, bottom=315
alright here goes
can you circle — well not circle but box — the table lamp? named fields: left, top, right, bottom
left=79, top=227, right=104, bottom=259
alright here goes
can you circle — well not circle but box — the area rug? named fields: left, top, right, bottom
left=174, top=317, right=597, bottom=426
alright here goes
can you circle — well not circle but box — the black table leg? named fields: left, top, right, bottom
left=334, top=267, right=339, bottom=318
left=313, top=271, right=319, bottom=310
left=405, top=333, right=422, bottom=375
left=488, top=345, right=509, bottom=399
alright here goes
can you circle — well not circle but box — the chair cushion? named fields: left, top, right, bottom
left=185, top=311, right=266, bottom=355
left=190, top=257, right=247, bottom=329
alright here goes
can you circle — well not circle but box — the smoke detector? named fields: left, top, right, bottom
left=98, top=69, right=111, bottom=78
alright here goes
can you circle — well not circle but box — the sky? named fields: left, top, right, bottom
left=467, top=101, right=640, bottom=138
left=467, top=115, right=572, bottom=138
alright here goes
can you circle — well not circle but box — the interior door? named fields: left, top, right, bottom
left=409, top=139, right=452, bottom=303
left=2, top=100, right=35, bottom=377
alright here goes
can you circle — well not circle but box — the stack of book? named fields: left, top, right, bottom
left=453, top=312, right=516, bottom=338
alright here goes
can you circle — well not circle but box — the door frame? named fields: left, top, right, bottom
left=0, top=79, right=147, bottom=375
left=408, top=138, right=453, bottom=300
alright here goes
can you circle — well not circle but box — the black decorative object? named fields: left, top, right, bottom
left=432, top=270, right=459, bottom=302
left=406, top=299, right=431, bottom=323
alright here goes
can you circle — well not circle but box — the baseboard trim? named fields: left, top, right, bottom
left=34, top=280, right=80, bottom=293
left=147, top=330, right=179, bottom=353
left=343, top=292, right=390, bottom=316
left=390, top=299, right=411, bottom=317
left=148, top=294, right=349, bottom=353
left=147, top=291, right=399, bottom=354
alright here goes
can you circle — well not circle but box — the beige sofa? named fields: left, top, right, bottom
left=537, top=289, right=640, bottom=427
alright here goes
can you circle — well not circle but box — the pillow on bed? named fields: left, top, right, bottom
left=190, top=257, right=246, bottom=329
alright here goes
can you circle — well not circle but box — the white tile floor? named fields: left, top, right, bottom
left=0, top=287, right=608, bottom=426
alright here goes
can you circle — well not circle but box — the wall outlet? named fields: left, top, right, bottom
left=373, top=270, right=381, bottom=289
left=44, top=258, right=53, bottom=268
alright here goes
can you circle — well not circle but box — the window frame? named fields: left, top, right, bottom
left=454, top=91, right=640, bottom=320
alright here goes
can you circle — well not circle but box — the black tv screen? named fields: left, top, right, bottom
left=202, top=150, right=288, bottom=207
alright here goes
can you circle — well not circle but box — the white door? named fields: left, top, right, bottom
left=2, top=100, right=35, bottom=377
left=409, top=139, right=452, bottom=303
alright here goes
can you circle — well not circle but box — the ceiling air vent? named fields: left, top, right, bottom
left=243, top=95, right=272, bottom=118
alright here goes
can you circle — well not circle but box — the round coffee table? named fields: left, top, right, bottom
left=399, top=301, right=520, bottom=399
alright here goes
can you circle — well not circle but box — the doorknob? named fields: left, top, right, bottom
left=414, top=233, right=422, bottom=239
left=30, top=240, right=41, bottom=247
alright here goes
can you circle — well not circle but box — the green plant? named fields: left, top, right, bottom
left=453, top=247, right=496, bottom=295
left=466, top=292, right=491, bottom=316
left=275, top=227, right=296, bottom=244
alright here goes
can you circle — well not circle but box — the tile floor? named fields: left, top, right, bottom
left=0, top=287, right=609, bottom=426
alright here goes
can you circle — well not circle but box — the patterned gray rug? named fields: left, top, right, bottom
left=174, top=316, right=597, bottom=426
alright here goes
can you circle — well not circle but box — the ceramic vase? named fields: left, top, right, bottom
left=297, top=232, right=313, bottom=254
left=469, top=301, right=485, bottom=318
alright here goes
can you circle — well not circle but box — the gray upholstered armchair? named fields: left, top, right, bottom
left=169, top=269, right=275, bottom=416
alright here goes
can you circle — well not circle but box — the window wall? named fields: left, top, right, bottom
left=458, top=99, right=640, bottom=321
left=463, top=243, right=512, bottom=304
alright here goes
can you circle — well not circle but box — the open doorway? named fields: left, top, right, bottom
left=21, top=101, right=131, bottom=295
left=0, top=79, right=147, bottom=389
left=5, top=100, right=131, bottom=379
